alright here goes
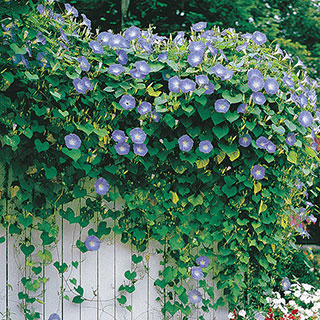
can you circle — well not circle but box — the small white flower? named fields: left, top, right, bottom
left=302, top=283, right=313, bottom=291
left=228, top=312, right=234, bottom=319
left=239, top=310, right=246, bottom=317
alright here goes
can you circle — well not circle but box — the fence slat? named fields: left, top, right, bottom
left=0, top=232, right=5, bottom=320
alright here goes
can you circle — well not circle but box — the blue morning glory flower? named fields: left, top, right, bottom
left=239, top=134, right=252, bottom=147
left=65, top=3, right=78, bottom=17
left=266, top=141, right=276, bottom=153
left=192, top=22, right=207, bottom=32
left=173, top=31, right=185, bottom=45
left=60, top=29, right=69, bottom=44
left=115, top=142, right=130, bottom=155
left=168, top=76, right=181, bottom=93
left=94, top=177, right=109, bottom=195
left=252, top=31, right=267, bottom=45
left=85, top=235, right=101, bottom=251
left=124, top=26, right=142, bottom=41
left=82, top=77, right=93, bottom=91
left=196, top=256, right=210, bottom=268
left=236, top=42, right=249, bottom=52
left=237, top=103, right=248, bottom=114
left=130, top=128, right=146, bottom=144
left=187, top=52, right=203, bottom=67
left=137, top=102, right=152, bottom=115
left=252, top=92, right=266, bottom=105
left=248, top=76, right=264, bottom=92
left=247, top=69, right=263, bottom=80
left=130, top=69, right=145, bottom=79
left=178, top=135, right=194, bottom=152
left=215, top=99, right=230, bottom=113
left=108, top=64, right=125, bottom=76
left=212, top=63, right=227, bottom=78
left=151, top=112, right=161, bottom=122
left=36, top=32, right=46, bottom=45
left=283, top=75, right=294, bottom=89
left=254, top=312, right=265, bottom=320
left=77, top=56, right=90, bottom=72
left=204, top=82, right=215, bottom=95
left=281, top=277, right=291, bottom=291
left=294, top=56, right=307, bottom=69
left=202, top=30, right=216, bottom=41
left=89, top=41, right=104, bottom=54
left=157, top=52, right=168, bottom=61
left=286, top=133, right=296, bottom=146
left=195, top=75, right=209, bottom=86
left=64, top=133, right=81, bottom=149
left=298, top=111, right=313, bottom=128
left=133, top=143, right=148, bottom=156
left=250, top=165, right=265, bottom=180
left=189, top=41, right=205, bottom=54
left=109, top=34, right=130, bottom=48
left=308, top=214, right=317, bottom=223
left=206, top=42, right=217, bottom=55
left=275, top=44, right=284, bottom=56
left=81, top=14, right=91, bottom=29
left=220, top=69, right=233, bottom=81
left=219, top=49, right=228, bottom=62
left=112, top=130, right=126, bottom=143
left=37, top=4, right=44, bottom=14
left=298, top=94, right=308, bottom=108
left=264, top=78, right=279, bottom=95
left=97, top=32, right=112, bottom=46
left=199, top=140, right=213, bottom=153
left=135, top=61, right=151, bottom=75
left=48, top=314, right=61, bottom=320
left=138, top=39, right=153, bottom=53
left=73, top=78, right=87, bottom=94
left=188, top=289, right=202, bottom=304
left=256, top=136, right=269, bottom=149
left=119, top=95, right=136, bottom=110
left=298, top=224, right=310, bottom=238
left=179, top=79, right=196, bottom=93
left=191, top=266, right=204, bottom=280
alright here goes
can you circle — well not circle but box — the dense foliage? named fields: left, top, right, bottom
left=0, top=1, right=320, bottom=319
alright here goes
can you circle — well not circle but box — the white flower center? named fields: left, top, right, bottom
left=69, top=139, right=75, bottom=145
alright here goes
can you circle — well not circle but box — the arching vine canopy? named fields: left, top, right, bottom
left=0, top=1, right=319, bottom=319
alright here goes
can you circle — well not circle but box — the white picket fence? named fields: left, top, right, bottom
left=0, top=197, right=229, bottom=320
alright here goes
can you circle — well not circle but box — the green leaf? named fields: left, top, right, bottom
left=222, top=185, right=237, bottom=198
left=132, top=254, right=143, bottom=264
left=188, top=194, right=203, bottom=206
left=62, top=147, right=81, bottom=161
left=44, top=166, right=57, bottom=179
left=287, top=151, right=297, bottom=164
left=75, top=285, right=84, bottom=296
left=124, top=270, right=137, bottom=280
left=272, top=124, right=285, bottom=135
left=72, top=296, right=84, bottom=304
left=4, top=135, right=20, bottom=148
left=25, top=71, right=39, bottom=81
left=18, top=215, right=33, bottom=228
left=222, top=91, right=243, bottom=104
left=21, top=244, right=35, bottom=257
left=117, top=295, right=127, bottom=304
left=10, top=43, right=26, bottom=55
left=212, top=125, right=229, bottom=139
left=163, top=114, right=175, bottom=128
left=34, top=139, right=49, bottom=152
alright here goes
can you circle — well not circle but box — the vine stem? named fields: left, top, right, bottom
left=5, top=162, right=9, bottom=320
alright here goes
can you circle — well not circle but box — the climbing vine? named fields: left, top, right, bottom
left=0, top=1, right=319, bottom=319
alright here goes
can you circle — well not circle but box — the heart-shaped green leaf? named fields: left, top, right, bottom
left=34, top=139, right=49, bottom=152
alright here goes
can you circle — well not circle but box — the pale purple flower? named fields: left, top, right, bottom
left=256, top=136, right=269, bottom=149
left=252, top=31, right=267, bottom=45
left=196, top=256, right=210, bottom=268
left=239, top=134, right=252, bottom=147
left=179, top=79, right=196, bottom=93
left=94, top=177, right=109, bottom=195
left=237, top=103, right=248, bottom=114
left=65, top=133, right=81, bottom=149
left=85, top=235, right=101, bottom=251
left=81, top=14, right=91, bottom=29
left=199, top=140, right=213, bottom=153
left=275, top=44, right=284, bottom=56
left=264, top=78, right=279, bottom=95
left=252, top=92, right=266, bottom=105
left=89, top=41, right=103, bottom=54
left=308, top=214, right=317, bottom=223
left=137, top=102, right=152, bottom=115
left=298, top=111, right=313, bottom=128
left=202, top=30, right=216, bottom=41
left=266, top=141, right=276, bottom=153
left=108, top=64, right=125, bottom=76
left=220, top=69, right=233, bottom=81
left=130, top=128, right=146, bottom=144
left=254, top=312, right=265, bottom=320
left=206, top=42, right=217, bottom=55
left=192, top=22, right=207, bottom=32
left=109, top=34, right=130, bottom=49
left=135, top=61, right=150, bottom=75
left=215, top=99, right=230, bottom=113
left=298, top=94, right=308, bottom=108
left=212, top=63, right=227, bottom=78
left=286, top=133, right=296, bottom=146
left=48, top=314, right=61, bottom=320
left=219, top=49, right=228, bottom=62
left=298, top=224, right=310, bottom=238
left=188, top=289, right=202, bottom=304
left=77, top=56, right=90, bottom=72
left=151, top=112, right=161, bottom=122
left=281, top=277, right=291, bottom=291
left=283, top=75, right=294, bottom=89
left=168, top=76, right=180, bottom=93
left=294, top=56, right=307, bottom=69
left=251, top=165, right=265, bottom=180
left=73, top=78, right=87, bottom=94
left=157, top=52, right=168, bottom=61
left=248, top=76, right=264, bottom=92
left=65, top=3, right=78, bottom=17
left=195, top=75, right=209, bottom=86
left=247, top=69, right=263, bottom=80
left=112, top=130, right=126, bottom=143
left=115, top=142, right=130, bottom=155
left=119, top=95, right=136, bottom=110
left=130, top=69, right=145, bottom=79
left=173, top=31, right=185, bottom=45
left=138, top=39, right=152, bottom=53
left=124, top=26, right=142, bottom=41
left=187, top=52, right=203, bottom=67
left=191, top=266, right=204, bottom=280
left=36, top=32, right=46, bottom=45
left=37, top=4, right=44, bottom=14
left=98, top=32, right=112, bottom=46
left=204, top=82, right=215, bottom=94
left=60, top=29, right=69, bottom=44
left=133, top=143, right=148, bottom=156
left=178, top=135, right=194, bottom=152
left=236, top=42, right=248, bottom=52
left=189, top=41, right=205, bottom=54
left=82, top=77, right=93, bottom=91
